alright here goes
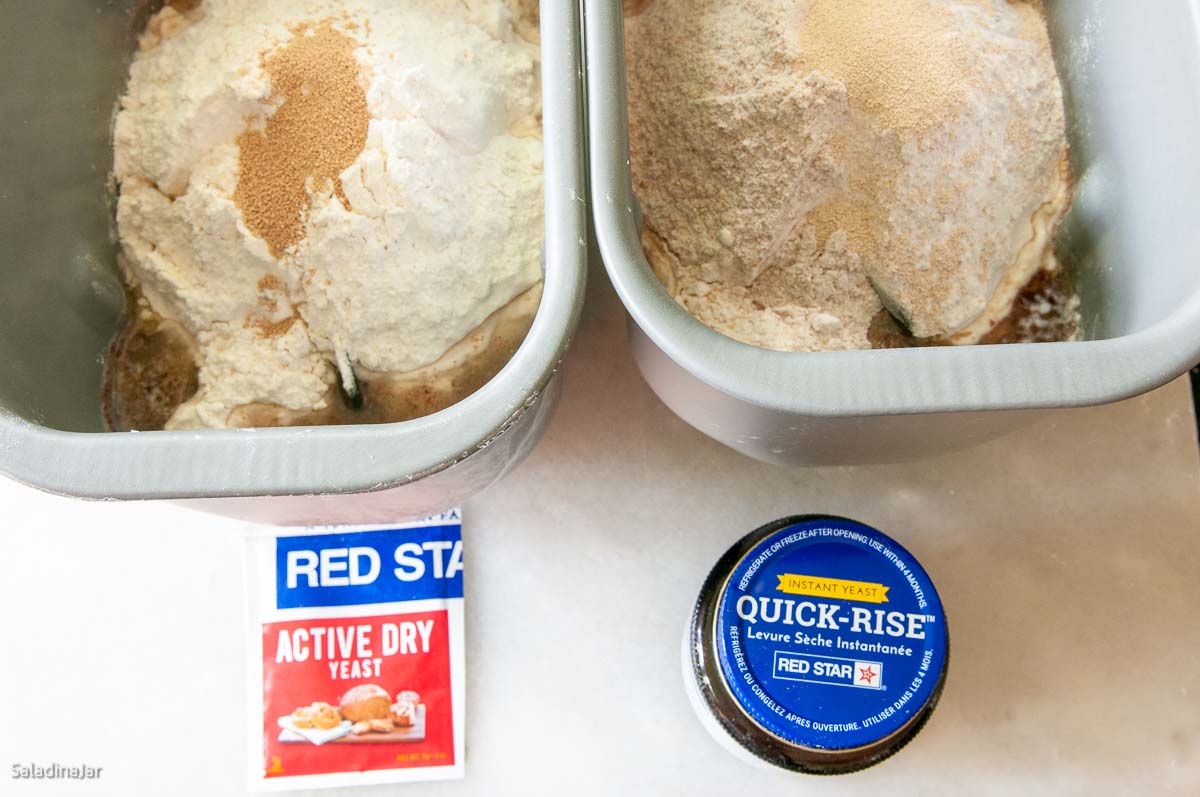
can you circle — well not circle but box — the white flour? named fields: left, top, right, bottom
left=114, top=0, right=543, bottom=429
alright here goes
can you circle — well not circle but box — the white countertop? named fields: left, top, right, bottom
left=2, top=269, right=1198, bottom=796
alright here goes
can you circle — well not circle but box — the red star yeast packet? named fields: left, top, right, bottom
left=245, top=512, right=465, bottom=790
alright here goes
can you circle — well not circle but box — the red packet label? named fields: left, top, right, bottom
left=246, top=512, right=465, bottom=790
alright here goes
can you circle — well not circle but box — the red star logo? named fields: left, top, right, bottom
left=858, top=665, right=878, bottom=685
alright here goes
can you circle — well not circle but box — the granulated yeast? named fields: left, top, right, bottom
left=235, top=22, right=369, bottom=258
left=794, top=0, right=969, bottom=133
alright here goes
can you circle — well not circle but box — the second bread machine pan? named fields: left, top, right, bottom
left=585, top=0, right=1200, bottom=465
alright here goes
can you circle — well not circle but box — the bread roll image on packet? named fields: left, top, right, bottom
left=245, top=511, right=465, bottom=790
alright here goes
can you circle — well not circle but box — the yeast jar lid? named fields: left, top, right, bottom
left=685, top=516, right=949, bottom=774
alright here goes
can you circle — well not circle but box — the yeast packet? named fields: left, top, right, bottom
left=245, top=512, right=465, bottom=790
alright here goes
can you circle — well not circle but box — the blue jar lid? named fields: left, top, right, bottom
left=689, top=516, right=948, bottom=772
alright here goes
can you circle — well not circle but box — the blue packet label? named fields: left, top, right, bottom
left=275, top=514, right=464, bottom=609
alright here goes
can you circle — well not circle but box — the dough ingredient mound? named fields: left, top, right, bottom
left=625, top=0, right=1076, bottom=351
left=109, top=0, right=543, bottom=430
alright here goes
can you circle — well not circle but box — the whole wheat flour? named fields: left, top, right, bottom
left=625, top=0, right=1073, bottom=351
